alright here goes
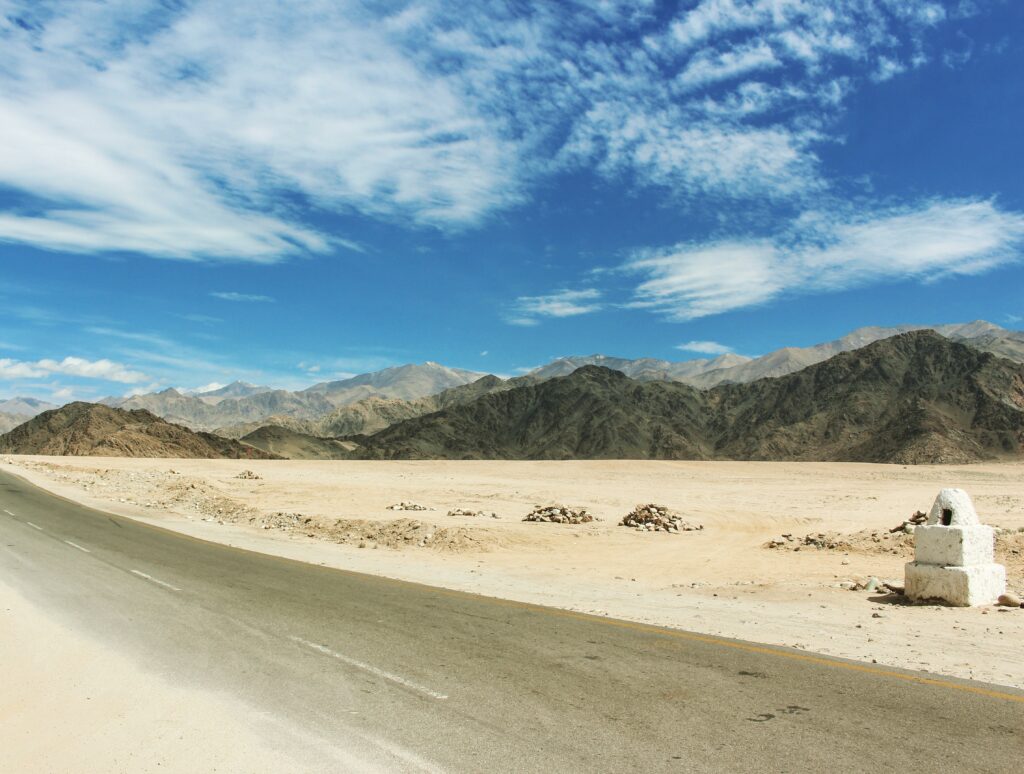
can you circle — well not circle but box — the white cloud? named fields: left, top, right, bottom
left=123, top=383, right=164, bottom=398
left=190, top=382, right=226, bottom=394
left=0, top=356, right=150, bottom=384
left=676, top=41, right=781, bottom=92
left=0, top=0, right=964, bottom=261
left=872, top=57, right=907, bottom=82
left=0, top=359, right=43, bottom=379
left=625, top=199, right=1024, bottom=320
left=39, top=357, right=151, bottom=384
left=210, top=291, right=274, bottom=303
left=0, top=1, right=521, bottom=260
left=676, top=340, right=734, bottom=355
left=506, top=289, right=603, bottom=326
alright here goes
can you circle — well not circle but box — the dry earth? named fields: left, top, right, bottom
left=4, top=456, right=1024, bottom=691
left=0, top=580, right=404, bottom=773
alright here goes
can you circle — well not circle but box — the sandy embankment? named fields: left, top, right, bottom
left=5, top=456, right=1024, bottom=690
left=0, top=579, right=392, bottom=773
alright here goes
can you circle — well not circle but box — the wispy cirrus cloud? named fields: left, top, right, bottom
left=506, top=289, right=603, bottom=327
left=210, top=291, right=274, bottom=303
left=676, top=340, right=734, bottom=355
left=625, top=199, right=1024, bottom=320
left=0, top=0, right=964, bottom=262
left=0, top=1, right=520, bottom=260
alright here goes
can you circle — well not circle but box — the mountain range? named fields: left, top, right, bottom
left=222, top=320, right=1024, bottom=440
left=3, top=321, right=1023, bottom=444
left=349, top=331, right=1024, bottom=464
left=101, top=362, right=485, bottom=432
left=4, top=329, right=1023, bottom=464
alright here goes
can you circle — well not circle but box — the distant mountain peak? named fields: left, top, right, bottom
left=0, top=402, right=279, bottom=459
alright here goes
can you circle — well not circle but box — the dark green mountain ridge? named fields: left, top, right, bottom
left=352, top=331, right=1024, bottom=463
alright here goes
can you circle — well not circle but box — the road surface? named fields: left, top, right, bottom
left=1, top=469, right=1021, bottom=772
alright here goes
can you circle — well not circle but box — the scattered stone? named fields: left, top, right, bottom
left=448, top=508, right=498, bottom=519
left=765, top=528, right=913, bottom=555
left=864, top=577, right=880, bottom=593
left=890, top=510, right=927, bottom=534
left=619, top=504, right=703, bottom=533
left=387, top=501, right=434, bottom=511
left=997, top=593, right=1022, bottom=608
left=234, top=470, right=262, bottom=480
left=524, top=505, right=594, bottom=524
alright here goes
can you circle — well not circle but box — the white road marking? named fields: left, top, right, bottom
left=64, top=540, right=91, bottom=553
left=25, top=521, right=43, bottom=531
left=289, top=636, right=448, bottom=700
left=3, top=509, right=13, bottom=516
left=130, top=569, right=181, bottom=592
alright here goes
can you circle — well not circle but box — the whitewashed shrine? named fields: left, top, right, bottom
left=904, top=488, right=1005, bottom=606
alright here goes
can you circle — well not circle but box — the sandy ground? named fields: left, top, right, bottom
left=4, top=455, right=1024, bottom=694
left=0, top=578, right=408, bottom=774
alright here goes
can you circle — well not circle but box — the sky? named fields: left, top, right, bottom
left=1, top=0, right=1022, bottom=402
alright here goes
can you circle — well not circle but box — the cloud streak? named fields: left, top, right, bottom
left=506, top=289, right=603, bottom=327
left=676, top=340, right=734, bottom=355
left=0, top=356, right=150, bottom=384
left=210, top=291, right=275, bottom=303
left=0, top=0, right=961, bottom=261
left=625, top=199, right=1024, bottom=320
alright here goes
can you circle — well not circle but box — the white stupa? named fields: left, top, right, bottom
left=905, top=488, right=1005, bottom=606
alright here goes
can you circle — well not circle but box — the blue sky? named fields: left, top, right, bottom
left=1, top=0, right=1022, bottom=401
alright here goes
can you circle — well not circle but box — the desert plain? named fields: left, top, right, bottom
left=4, top=455, right=1023, bottom=692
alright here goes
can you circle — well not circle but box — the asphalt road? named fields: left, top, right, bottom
left=1, top=468, right=1022, bottom=773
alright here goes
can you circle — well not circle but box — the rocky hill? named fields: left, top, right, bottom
left=301, top=362, right=484, bottom=402
left=216, top=375, right=514, bottom=439
left=0, top=403, right=278, bottom=459
left=239, top=425, right=354, bottom=460
left=353, top=332, right=1024, bottom=463
left=525, top=353, right=751, bottom=382
left=193, top=381, right=273, bottom=403
left=106, top=362, right=485, bottom=432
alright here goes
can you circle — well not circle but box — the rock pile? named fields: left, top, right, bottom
left=448, top=508, right=499, bottom=519
left=766, top=529, right=913, bottom=555
left=889, top=510, right=927, bottom=534
left=234, top=470, right=262, bottom=480
left=387, top=501, right=433, bottom=511
left=523, top=505, right=594, bottom=524
left=620, top=504, right=703, bottom=533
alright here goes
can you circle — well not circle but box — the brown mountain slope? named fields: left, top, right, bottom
left=0, top=403, right=278, bottom=459
left=214, top=375, right=514, bottom=439
left=353, top=331, right=1024, bottom=463
left=239, top=425, right=353, bottom=460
